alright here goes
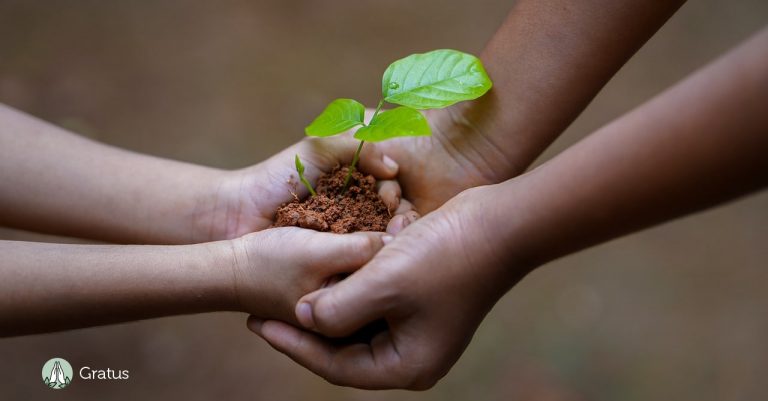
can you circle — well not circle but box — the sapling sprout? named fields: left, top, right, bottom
left=295, top=154, right=317, bottom=197
left=301, top=49, right=493, bottom=192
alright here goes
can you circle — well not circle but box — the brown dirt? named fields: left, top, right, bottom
left=273, top=166, right=391, bottom=233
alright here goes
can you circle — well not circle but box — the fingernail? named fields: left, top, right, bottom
left=296, top=302, right=315, bottom=329
left=383, top=155, right=398, bottom=173
left=382, top=234, right=394, bottom=245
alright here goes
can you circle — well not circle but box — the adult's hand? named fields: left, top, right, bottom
left=248, top=26, right=768, bottom=389
left=247, top=184, right=525, bottom=389
left=357, top=0, right=685, bottom=214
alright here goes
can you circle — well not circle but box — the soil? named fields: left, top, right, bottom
left=273, top=166, right=391, bottom=233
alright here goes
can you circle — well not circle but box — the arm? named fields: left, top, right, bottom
left=0, top=105, right=224, bottom=244
left=0, top=0, right=679, bottom=241
left=248, top=27, right=768, bottom=389
left=0, top=228, right=389, bottom=337
left=380, top=0, right=686, bottom=212
left=0, top=239, right=233, bottom=336
left=492, top=25, right=768, bottom=266
left=0, top=105, right=403, bottom=243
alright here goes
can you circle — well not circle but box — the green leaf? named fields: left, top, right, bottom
left=354, top=107, right=430, bottom=142
left=305, top=98, right=365, bottom=137
left=382, top=49, right=492, bottom=109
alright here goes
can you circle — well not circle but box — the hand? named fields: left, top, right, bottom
left=194, top=104, right=503, bottom=241
left=228, top=227, right=393, bottom=325
left=362, top=106, right=517, bottom=214
left=246, top=184, right=530, bottom=389
left=193, top=134, right=418, bottom=242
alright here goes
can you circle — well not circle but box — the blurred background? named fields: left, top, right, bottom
left=1, top=0, right=767, bottom=400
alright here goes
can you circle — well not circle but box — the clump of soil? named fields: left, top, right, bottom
left=274, top=166, right=391, bottom=233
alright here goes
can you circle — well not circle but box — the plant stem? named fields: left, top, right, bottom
left=295, top=154, right=317, bottom=197
left=300, top=174, right=317, bottom=197
left=342, top=140, right=364, bottom=191
left=343, top=99, right=384, bottom=192
left=370, top=99, right=384, bottom=121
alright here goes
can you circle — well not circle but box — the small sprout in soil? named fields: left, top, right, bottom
left=300, top=49, right=493, bottom=192
left=295, top=154, right=317, bottom=197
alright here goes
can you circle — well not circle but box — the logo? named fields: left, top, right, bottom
left=42, top=358, right=73, bottom=389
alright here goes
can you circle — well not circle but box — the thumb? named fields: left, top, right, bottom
left=296, top=264, right=394, bottom=338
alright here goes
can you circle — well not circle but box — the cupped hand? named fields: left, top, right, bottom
left=195, top=103, right=509, bottom=242
left=246, top=184, right=531, bottom=390
left=194, top=134, right=419, bottom=242
left=228, top=227, right=393, bottom=326
left=371, top=106, right=518, bottom=214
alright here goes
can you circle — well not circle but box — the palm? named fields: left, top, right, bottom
left=248, top=186, right=523, bottom=389
left=200, top=136, right=402, bottom=241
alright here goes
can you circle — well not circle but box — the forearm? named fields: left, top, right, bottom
left=447, top=0, right=685, bottom=177
left=0, top=105, right=225, bottom=244
left=0, top=239, right=236, bottom=336
left=492, top=27, right=768, bottom=271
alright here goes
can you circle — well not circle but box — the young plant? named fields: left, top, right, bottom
left=300, top=49, right=493, bottom=194
left=294, top=154, right=317, bottom=197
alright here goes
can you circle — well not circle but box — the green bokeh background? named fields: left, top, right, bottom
left=1, top=1, right=767, bottom=400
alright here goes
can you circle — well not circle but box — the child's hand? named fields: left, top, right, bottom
left=227, top=227, right=391, bottom=325
left=194, top=135, right=418, bottom=241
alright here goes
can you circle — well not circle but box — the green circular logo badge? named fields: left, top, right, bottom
left=42, top=358, right=73, bottom=389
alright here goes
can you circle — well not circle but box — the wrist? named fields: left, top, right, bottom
left=190, top=239, right=242, bottom=312
left=121, top=157, right=229, bottom=244
left=484, top=172, right=561, bottom=274
left=438, top=100, right=527, bottom=181
left=220, top=233, right=274, bottom=316
left=187, top=167, right=244, bottom=243
left=456, top=182, right=541, bottom=293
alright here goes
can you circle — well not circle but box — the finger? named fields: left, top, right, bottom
left=295, top=261, right=395, bottom=338
left=248, top=317, right=406, bottom=389
left=303, top=230, right=392, bottom=275
left=386, top=215, right=407, bottom=235
left=357, top=143, right=399, bottom=179
left=247, top=317, right=336, bottom=378
left=376, top=180, right=401, bottom=213
left=395, top=198, right=415, bottom=215
left=386, top=209, right=420, bottom=235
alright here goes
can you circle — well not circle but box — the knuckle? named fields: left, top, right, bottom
left=347, top=235, right=379, bottom=263
left=362, top=142, right=382, bottom=158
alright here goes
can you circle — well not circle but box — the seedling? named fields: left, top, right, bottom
left=300, top=49, right=493, bottom=194
left=294, top=154, right=317, bottom=197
